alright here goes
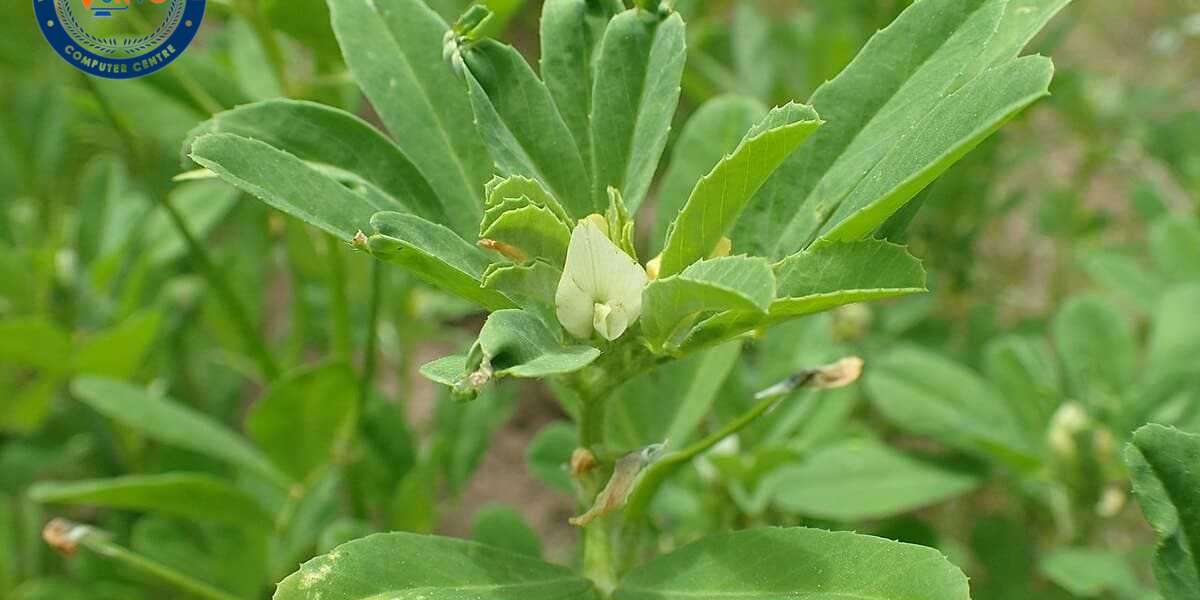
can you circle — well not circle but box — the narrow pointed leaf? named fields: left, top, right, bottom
left=189, top=133, right=381, bottom=241
left=185, top=100, right=457, bottom=235
left=816, top=56, right=1054, bottom=244
left=660, top=103, right=821, bottom=276
left=770, top=240, right=927, bottom=318
left=329, top=0, right=489, bottom=236
left=368, top=212, right=515, bottom=310
left=766, top=439, right=982, bottom=521
left=1125, top=424, right=1200, bottom=599
left=274, top=532, right=597, bottom=600
left=674, top=241, right=925, bottom=352
left=246, top=363, right=358, bottom=481
left=461, top=40, right=591, bottom=217
left=29, top=474, right=272, bottom=529
left=654, top=95, right=766, bottom=253
left=590, top=9, right=686, bottom=211
left=540, top=0, right=621, bottom=180
left=614, top=527, right=970, bottom=600
left=738, top=0, right=1067, bottom=257
left=642, top=256, right=774, bottom=350
left=864, top=347, right=1038, bottom=470
left=1052, top=294, right=1135, bottom=404
left=72, top=377, right=290, bottom=487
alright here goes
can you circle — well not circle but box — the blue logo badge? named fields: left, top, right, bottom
left=35, top=0, right=206, bottom=79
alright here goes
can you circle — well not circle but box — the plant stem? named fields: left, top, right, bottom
left=44, top=520, right=241, bottom=600
left=324, top=235, right=352, bottom=361
left=623, top=383, right=792, bottom=526
left=360, top=261, right=384, bottom=407
left=582, top=520, right=617, bottom=597
left=159, top=195, right=281, bottom=380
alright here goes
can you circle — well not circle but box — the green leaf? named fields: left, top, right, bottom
left=468, top=310, right=600, bottom=379
left=766, top=439, right=982, bottom=521
left=771, top=239, right=927, bottom=318
left=1125, top=424, right=1200, bottom=599
left=482, top=261, right=561, bottom=314
left=642, top=257, right=774, bottom=350
left=1148, top=285, right=1200, bottom=379
left=29, top=474, right=271, bottom=530
left=654, top=95, right=766, bottom=254
left=1052, top=294, right=1136, bottom=404
left=864, top=346, right=1037, bottom=469
left=329, top=0, right=490, bottom=234
left=421, top=354, right=471, bottom=388
left=607, top=341, right=742, bottom=449
left=484, top=175, right=573, bottom=227
left=189, top=133, right=382, bottom=241
left=274, top=532, right=597, bottom=599
left=556, top=221, right=649, bottom=341
left=368, top=212, right=515, bottom=310
left=678, top=240, right=926, bottom=351
left=471, top=504, right=542, bottom=558
left=1038, top=548, right=1142, bottom=598
left=1081, top=249, right=1164, bottom=313
left=461, top=40, right=592, bottom=218
left=525, top=422, right=577, bottom=493
left=72, top=377, right=290, bottom=487
left=0, top=318, right=72, bottom=372
left=229, top=18, right=284, bottom=101
left=590, top=9, right=686, bottom=212
left=816, top=56, right=1053, bottom=244
left=246, top=363, right=358, bottom=481
left=185, top=100, right=463, bottom=236
left=1150, top=216, right=1200, bottom=283
left=983, top=335, right=1061, bottom=441
left=74, top=311, right=162, bottom=379
left=480, top=204, right=572, bottom=266
left=660, top=103, right=821, bottom=276
left=739, top=0, right=1065, bottom=257
left=140, top=180, right=238, bottom=266
left=539, top=0, right=621, bottom=184
left=614, top=527, right=969, bottom=600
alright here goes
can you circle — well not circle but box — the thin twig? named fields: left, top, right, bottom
left=44, top=519, right=241, bottom=600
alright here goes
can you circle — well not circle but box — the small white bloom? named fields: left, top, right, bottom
left=556, top=220, right=648, bottom=341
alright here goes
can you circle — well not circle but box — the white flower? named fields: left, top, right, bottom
left=556, top=220, right=648, bottom=341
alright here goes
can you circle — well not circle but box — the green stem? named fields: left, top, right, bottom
left=324, top=235, right=352, bottom=361
left=360, top=261, right=384, bottom=407
left=623, top=385, right=789, bottom=526
left=158, top=195, right=281, bottom=380
left=582, top=520, right=617, bottom=598
left=46, top=520, right=240, bottom=600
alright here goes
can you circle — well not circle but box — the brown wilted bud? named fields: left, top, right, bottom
left=754, top=356, right=865, bottom=400
left=43, top=518, right=88, bottom=557
left=809, top=356, right=864, bottom=390
left=570, top=448, right=597, bottom=478
left=478, top=238, right=528, bottom=262
left=351, top=230, right=370, bottom=251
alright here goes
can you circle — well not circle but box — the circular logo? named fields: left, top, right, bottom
left=34, top=0, right=205, bottom=79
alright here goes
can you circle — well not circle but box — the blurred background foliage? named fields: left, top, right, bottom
left=0, top=1, right=1198, bottom=599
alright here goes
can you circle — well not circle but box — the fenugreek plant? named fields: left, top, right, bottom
left=180, top=0, right=1070, bottom=597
